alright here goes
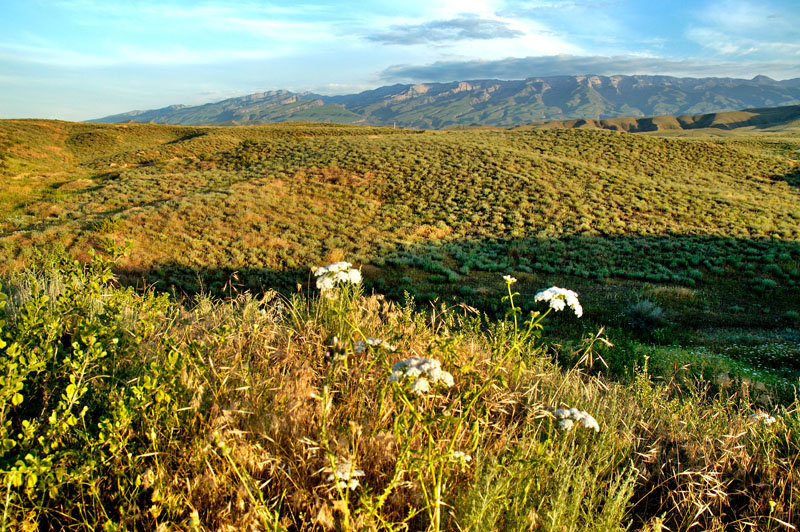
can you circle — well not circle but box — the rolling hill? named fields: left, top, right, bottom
left=7, top=80, right=800, bottom=531
left=2, top=118, right=798, bottom=328
left=2, top=118, right=800, bottom=529
left=529, top=104, right=800, bottom=133
left=90, top=75, right=800, bottom=128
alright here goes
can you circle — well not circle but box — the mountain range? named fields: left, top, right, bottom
left=528, top=104, right=800, bottom=133
left=91, top=74, right=800, bottom=129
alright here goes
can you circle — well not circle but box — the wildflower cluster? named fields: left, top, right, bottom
left=749, top=411, right=777, bottom=425
left=355, top=337, right=395, bottom=353
left=450, top=451, right=472, bottom=464
left=327, top=461, right=365, bottom=491
left=390, top=356, right=454, bottom=395
left=534, top=286, right=583, bottom=317
left=314, top=262, right=362, bottom=298
left=551, top=407, right=600, bottom=432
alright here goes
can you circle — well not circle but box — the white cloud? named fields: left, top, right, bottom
left=697, top=0, right=774, bottom=31
left=52, top=1, right=343, bottom=45
left=688, top=0, right=800, bottom=57
left=0, top=41, right=283, bottom=68
left=685, top=28, right=750, bottom=55
left=14, top=0, right=581, bottom=70
left=380, top=54, right=800, bottom=82
left=363, top=9, right=581, bottom=59
left=0, top=43, right=116, bottom=68
left=149, top=5, right=338, bottom=40
left=495, top=0, right=632, bottom=57
left=112, top=46, right=281, bottom=65
left=367, top=16, right=524, bottom=45
left=430, top=0, right=502, bottom=18
left=686, top=25, right=800, bottom=57
left=303, top=82, right=379, bottom=95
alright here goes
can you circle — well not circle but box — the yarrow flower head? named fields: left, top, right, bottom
left=503, top=275, right=517, bottom=284
left=389, top=356, right=454, bottom=396
left=749, top=411, right=777, bottom=425
left=354, top=337, right=396, bottom=353
left=450, top=451, right=472, bottom=464
left=313, top=262, right=362, bottom=299
left=534, top=286, right=583, bottom=318
left=326, top=461, right=365, bottom=490
left=551, top=407, right=600, bottom=432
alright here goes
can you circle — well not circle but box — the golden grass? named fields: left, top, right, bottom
left=1, top=259, right=797, bottom=530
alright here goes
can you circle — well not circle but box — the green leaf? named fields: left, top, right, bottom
left=65, top=383, right=77, bottom=401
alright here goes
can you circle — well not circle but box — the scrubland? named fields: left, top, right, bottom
left=0, top=119, right=799, bottom=529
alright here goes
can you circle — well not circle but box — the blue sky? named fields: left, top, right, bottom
left=2, top=0, right=799, bottom=120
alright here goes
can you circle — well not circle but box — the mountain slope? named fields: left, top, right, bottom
left=91, top=75, right=800, bottom=128
left=529, top=104, right=800, bottom=132
left=93, top=90, right=363, bottom=125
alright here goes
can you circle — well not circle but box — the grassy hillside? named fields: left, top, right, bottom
left=1, top=118, right=799, bottom=387
left=1, top=118, right=800, bottom=530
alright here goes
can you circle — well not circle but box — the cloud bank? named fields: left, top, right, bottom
left=367, top=16, right=523, bottom=45
left=381, top=54, right=800, bottom=82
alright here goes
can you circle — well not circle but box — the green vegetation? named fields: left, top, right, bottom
left=0, top=117, right=799, bottom=528
left=1, top=119, right=799, bottom=386
left=0, top=256, right=797, bottom=530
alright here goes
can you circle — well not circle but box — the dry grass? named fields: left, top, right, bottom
left=2, top=258, right=796, bottom=530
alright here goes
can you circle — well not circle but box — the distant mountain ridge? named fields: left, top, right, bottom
left=91, top=74, right=800, bottom=129
left=528, top=104, right=800, bottom=132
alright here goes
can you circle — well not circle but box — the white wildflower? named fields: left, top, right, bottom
left=437, top=369, right=454, bottom=387
left=551, top=406, right=599, bottom=432
left=558, top=418, right=575, bottom=431
left=354, top=337, right=396, bottom=353
left=348, top=269, right=362, bottom=284
left=749, top=412, right=777, bottom=425
left=451, top=451, right=472, bottom=463
left=315, top=262, right=351, bottom=276
left=326, top=461, right=365, bottom=491
left=404, top=366, right=422, bottom=378
left=503, top=275, right=517, bottom=284
left=409, top=377, right=430, bottom=395
left=313, top=261, right=362, bottom=298
left=534, top=286, right=583, bottom=318
left=340, top=479, right=360, bottom=490
left=390, top=356, right=454, bottom=395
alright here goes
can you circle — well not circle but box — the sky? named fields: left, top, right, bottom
left=1, top=0, right=799, bottom=121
